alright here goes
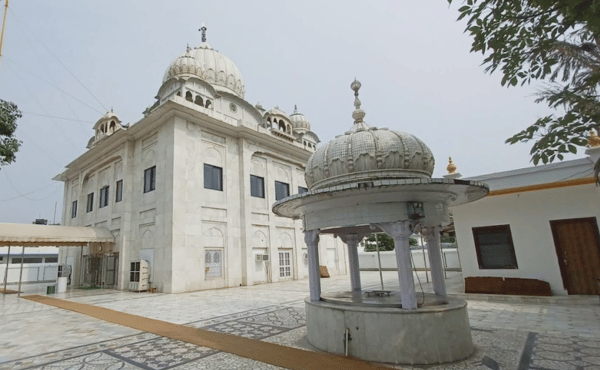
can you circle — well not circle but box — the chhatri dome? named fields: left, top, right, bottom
left=305, top=79, right=435, bottom=190
left=162, top=23, right=245, bottom=98
left=289, top=105, right=311, bottom=133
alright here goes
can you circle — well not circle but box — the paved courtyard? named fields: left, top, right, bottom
left=1, top=271, right=599, bottom=370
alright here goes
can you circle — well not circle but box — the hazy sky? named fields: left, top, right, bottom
left=0, top=1, right=581, bottom=224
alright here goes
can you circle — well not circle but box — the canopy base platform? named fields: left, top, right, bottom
left=305, top=296, right=474, bottom=365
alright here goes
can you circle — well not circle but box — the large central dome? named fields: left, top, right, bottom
left=305, top=80, right=435, bottom=190
left=163, top=34, right=245, bottom=98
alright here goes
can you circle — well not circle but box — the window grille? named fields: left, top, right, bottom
left=205, top=250, right=223, bottom=278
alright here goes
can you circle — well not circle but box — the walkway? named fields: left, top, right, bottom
left=1, top=271, right=599, bottom=369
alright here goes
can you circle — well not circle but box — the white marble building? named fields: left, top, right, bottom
left=54, top=29, right=347, bottom=293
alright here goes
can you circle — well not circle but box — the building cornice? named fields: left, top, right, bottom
left=488, top=177, right=596, bottom=196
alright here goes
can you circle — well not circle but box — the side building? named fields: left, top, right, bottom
left=54, top=33, right=347, bottom=293
left=450, top=145, right=600, bottom=296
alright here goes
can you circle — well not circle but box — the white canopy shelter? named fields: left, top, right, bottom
left=0, top=223, right=115, bottom=296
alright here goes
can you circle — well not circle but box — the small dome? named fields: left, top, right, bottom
left=163, top=42, right=245, bottom=98
left=304, top=80, right=435, bottom=190
left=267, top=106, right=287, bottom=117
left=290, top=105, right=311, bottom=132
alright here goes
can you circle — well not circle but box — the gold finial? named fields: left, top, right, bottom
left=447, top=157, right=457, bottom=174
left=588, top=130, right=600, bottom=147
left=350, top=78, right=365, bottom=124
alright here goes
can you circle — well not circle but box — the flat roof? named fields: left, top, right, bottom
left=0, top=223, right=115, bottom=246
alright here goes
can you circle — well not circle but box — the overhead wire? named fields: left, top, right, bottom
left=7, top=6, right=109, bottom=113
left=5, top=62, right=80, bottom=150
left=5, top=58, right=103, bottom=115
left=2, top=170, right=62, bottom=202
left=6, top=13, right=89, bottom=134
left=22, top=112, right=94, bottom=124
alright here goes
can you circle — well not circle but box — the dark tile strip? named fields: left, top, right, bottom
left=103, top=350, right=156, bottom=370
left=518, top=332, right=538, bottom=370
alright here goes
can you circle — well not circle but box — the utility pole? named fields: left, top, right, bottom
left=0, top=0, right=8, bottom=70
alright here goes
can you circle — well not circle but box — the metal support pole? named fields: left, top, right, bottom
left=375, top=233, right=384, bottom=290
left=0, top=0, right=9, bottom=71
left=3, top=245, right=10, bottom=294
left=17, top=246, right=24, bottom=298
left=420, top=233, right=429, bottom=283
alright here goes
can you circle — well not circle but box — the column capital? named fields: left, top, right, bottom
left=422, top=225, right=442, bottom=239
left=336, top=233, right=366, bottom=246
left=304, top=229, right=320, bottom=246
left=376, top=221, right=414, bottom=240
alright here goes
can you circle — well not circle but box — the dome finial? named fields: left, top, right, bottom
left=447, top=157, right=457, bottom=174
left=350, top=78, right=365, bottom=124
left=588, top=129, right=600, bottom=147
left=199, top=22, right=207, bottom=43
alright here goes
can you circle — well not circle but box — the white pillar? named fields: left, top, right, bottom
left=17, top=246, right=25, bottom=298
left=338, top=234, right=362, bottom=292
left=2, top=245, right=10, bottom=294
left=304, top=230, right=321, bottom=302
left=424, top=226, right=447, bottom=300
left=378, top=221, right=417, bottom=310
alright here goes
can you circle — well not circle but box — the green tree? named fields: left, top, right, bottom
left=363, top=233, right=418, bottom=252
left=0, top=99, right=22, bottom=169
left=449, top=0, right=600, bottom=173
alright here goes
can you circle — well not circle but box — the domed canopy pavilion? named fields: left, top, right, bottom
left=272, top=80, right=489, bottom=364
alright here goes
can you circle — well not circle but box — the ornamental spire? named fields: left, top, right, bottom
left=199, top=22, right=207, bottom=43
left=350, top=78, right=365, bottom=124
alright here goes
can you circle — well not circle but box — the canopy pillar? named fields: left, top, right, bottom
left=424, top=226, right=447, bottom=300
left=2, top=245, right=10, bottom=294
left=17, top=246, right=25, bottom=298
left=338, top=233, right=363, bottom=292
left=304, top=230, right=321, bottom=302
left=378, top=221, right=417, bottom=310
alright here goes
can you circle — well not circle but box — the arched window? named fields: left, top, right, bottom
left=100, top=124, right=105, bottom=133
left=205, top=100, right=212, bottom=109
left=194, top=95, right=204, bottom=106
left=176, top=91, right=182, bottom=97
left=214, top=252, right=220, bottom=263
left=185, top=91, right=193, bottom=102
left=205, top=251, right=212, bottom=263
left=279, top=120, right=285, bottom=131
left=109, top=121, right=116, bottom=133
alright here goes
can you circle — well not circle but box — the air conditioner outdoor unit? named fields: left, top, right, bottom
left=255, top=254, right=269, bottom=262
left=129, top=260, right=149, bottom=292
left=303, top=252, right=309, bottom=264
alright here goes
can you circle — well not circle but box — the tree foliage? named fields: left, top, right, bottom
left=0, top=99, right=22, bottom=169
left=363, top=233, right=418, bottom=252
left=449, top=0, right=600, bottom=166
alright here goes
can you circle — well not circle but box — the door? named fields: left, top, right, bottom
left=279, top=251, right=292, bottom=279
left=550, top=217, right=600, bottom=295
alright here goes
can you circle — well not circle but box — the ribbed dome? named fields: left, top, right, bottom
left=304, top=79, right=435, bottom=190
left=290, top=105, right=311, bottom=132
left=163, top=43, right=245, bottom=98
left=305, top=123, right=435, bottom=190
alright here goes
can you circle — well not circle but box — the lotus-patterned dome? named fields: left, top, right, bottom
left=290, top=105, right=311, bottom=132
left=305, top=80, right=435, bottom=190
left=163, top=39, right=245, bottom=98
